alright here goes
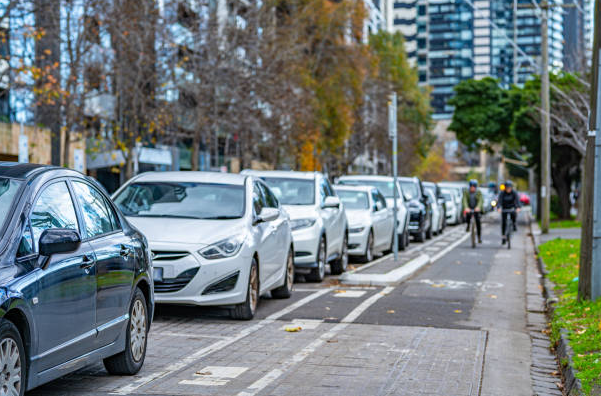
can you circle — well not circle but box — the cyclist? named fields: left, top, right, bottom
left=462, top=180, right=483, bottom=244
left=497, top=180, right=521, bottom=244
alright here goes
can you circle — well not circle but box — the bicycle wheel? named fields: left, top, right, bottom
left=506, top=220, right=512, bottom=250
left=471, top=219, right=476, bottom=248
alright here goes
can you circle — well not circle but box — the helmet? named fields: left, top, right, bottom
left=505, top=180, right=513, bottom=188
left=468, top=179, right=478, bottom=188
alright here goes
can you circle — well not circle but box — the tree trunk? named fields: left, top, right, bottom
left=578, top=135, right=595, bottom=300
left=577, top=157, right=585, bottom=221
left=191, top=133, right=200, bottom=171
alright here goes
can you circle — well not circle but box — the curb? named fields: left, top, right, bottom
left=339, top=254, right=430, bottom=286
left=530, top=221, right=584, bottom=396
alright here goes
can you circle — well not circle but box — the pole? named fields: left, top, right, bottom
left=590, top=0, right=601, bottom=299
left=513, top=0, right=518, bottom=85
left=540, top=3, right=551, bottom=234
left=389, top=92, right=399, bottom=261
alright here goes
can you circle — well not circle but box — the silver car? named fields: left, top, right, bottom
left=334, top=185, right=395, bottom=262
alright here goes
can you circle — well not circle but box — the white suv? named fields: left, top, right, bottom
left=337, top=175, right=410, bottom=250
left=242, top=170, right=348, bottom=281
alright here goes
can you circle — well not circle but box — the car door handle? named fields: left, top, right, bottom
left=80, top=255, right=95, bottom=270
left=120, top=245, right=132, bottom=258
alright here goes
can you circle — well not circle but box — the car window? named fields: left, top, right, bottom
left=377, top=191, right=387, bottom=209
left=253, top=183, right=266, bottom=215
left=259, top=183, right=279, bottom=208
left=336, top=190, right=369, bottom=210
left=400, top=181, right=420, bottom=200
left=261, top=178, right=315, bottom=205
left=323, top=178, right=335, bottom=197
left=72, top=181, right=118, bottom=239
left=338, top=179, right=396, bottom=198
left=319, top=180, right=328, bottom=204
left=17, top=223, right=34, bottom=257
left=370, top=190, right=379, bottom=211
left=30, top=182, right=79, bottom=251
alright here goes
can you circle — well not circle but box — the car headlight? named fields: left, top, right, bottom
left=199, top=233, right=246, bottom=260
left=349, top=226, right=365, bottom=233
left=290, top=218, right=316, bottom=231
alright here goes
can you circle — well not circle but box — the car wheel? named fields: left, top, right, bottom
left=271, top=248, right=294, bottom=299
left=231, top=259, right=259, bottom=320
left=0, top=321, right=26, bottom=396
left=404, top=228, right=410, bottom=249
left=397, top=227, right=406, bottom=250
left=360, top=231, right=374, bottom=263
left=104, top=288, right=149, bottom=375
left=426, top=225, right=433, bottom=239
left=330, top=233, right=348, bottom=275
left=306, top=236, right=326, bottom=282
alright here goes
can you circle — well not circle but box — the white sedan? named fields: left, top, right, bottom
left=113, top=172, right=294, bottom=320
left=334, top=185, right=394, bottom=262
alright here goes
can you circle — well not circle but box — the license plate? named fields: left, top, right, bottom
left=153, top=267, right=163, bottom=282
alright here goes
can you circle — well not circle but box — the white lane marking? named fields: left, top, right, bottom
left=281, top=319, right=323, bottom=330
left=332, top=290, right=366, bottom=298
left=350, top=227, right=461, bottom=274
left=180, top=366, right=248, bottom=386
left=236, top=286, right=395, bottom=396
left=415, top=279, right=504, bottom=291
left=429, top=231, right=471, bottom=263
left=152, top=332, right=229, bottom=339
left=112, top=288, right=331, bottom=395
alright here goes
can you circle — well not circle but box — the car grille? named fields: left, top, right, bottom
left=410, top=212, right=421, bottom=222
left=152, top=251, right=190, bottom=261
left=154, top=267, right=199, bottom=293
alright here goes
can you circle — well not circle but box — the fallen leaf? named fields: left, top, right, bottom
left=431, top=283, right=445, bottom=288
left=284, top=326, right=302, bottom=332
left=454, top=309, right=463, bottom=314
left=387, top=310, right=395, bottom=314
left=514, top=271, right=522, bottom=275
left=455, top=261, right=462, bottom=265
left=327, top=339, right=338, bottom=343
left=488, top=294, right=498, bottom=299
left=334, top=289, right=346, bottom=294
left=478, top=261, right=483, bottom=265
left=325, top=307, right=330, bottom=311
left=196, top=371, right=212, bottom=375
left=551, top=371, right=559, bottom=376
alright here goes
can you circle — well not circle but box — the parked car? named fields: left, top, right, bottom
left=480, top=187, right=494, bottom=213
left=423, top=187, right=443, bottom=235
left=337, top=175, right=410, bottom=250
left=113, top=171, right=294, bottom=320
left=241, top=170, right=348, bottom=282
left=441, top=188, right=461, bottom=225
left=439, top=182, right=467, bottom=223
left=422, top=181, right=445, bottom=233
left=519, top=192, right=531, bottom=206
left=399, top=177, right=432, bottom=241
left=0, top=163, right=153, bottom=395
left=334, top=185, right=394, bottom=262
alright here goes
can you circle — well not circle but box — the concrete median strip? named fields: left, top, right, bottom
left=340, top=230, right=471, bottom=286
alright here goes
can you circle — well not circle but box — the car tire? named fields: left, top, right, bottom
left=398, top=228, right=406, bottom=250
left=0, top=320, right=26, bottom=396
left=426, top=225, right=433, bottom=239
left=271, top=249, right=294, bottom=299
left=231, top=259, right=259, bottom=320
left=104, top=288, right=149, bottom=375
left=306, top=236, right=327, bottom=282
left=415, top=228, right=426, bottom=242
left=330, top=233, right=348, bottom=275
left=360, top=230, right=374, bottom=263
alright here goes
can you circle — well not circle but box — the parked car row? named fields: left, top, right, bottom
left=0, top=162, right=470, bottom=395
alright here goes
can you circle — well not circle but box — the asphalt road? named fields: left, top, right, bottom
left=29, top=213, right=535, bottom=396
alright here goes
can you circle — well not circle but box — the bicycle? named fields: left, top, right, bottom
left=465, top=209, right=478, bottom=248
left=502, top=208, right=516, bottom=250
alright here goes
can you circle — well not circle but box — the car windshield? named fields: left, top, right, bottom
left=261, top=178, right=315, bottom=205
left=424, top=186, right=436, bottom=197
left=336, top=190, right=369, bottom=210
left=0, top=178, right=21, bottom=230
left=400, top=181, right=420, bottom=200
left=339, top=180, right=395, bottom=198
left=114, top=182, right=245, bottom=219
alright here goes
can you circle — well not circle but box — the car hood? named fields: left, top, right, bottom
left=282, top=205, right=318, bottom=220
left=384, top=198, right=404, bottom=208
left=345, top=209, right=372, bottom=228
left=126, top=216, right=247, bottom=246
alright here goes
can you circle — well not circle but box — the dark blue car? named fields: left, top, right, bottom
left=0, top=163, right=154, bottom=395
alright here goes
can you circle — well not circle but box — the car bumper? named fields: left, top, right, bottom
left=408, top=211, right=425, bottom=234
left=291, top=224, right=320, bottom=268
left=348, top=227, right=369, bottom=256
left=151, top=242, right=252, bottom=306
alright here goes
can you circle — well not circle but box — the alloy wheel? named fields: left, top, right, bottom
left=130, top=299, right=147, bottom=363
left=366, top=233, right=373, bottom=262
left=286, top=251, right=294, bottom=291
left=340, top=236, right=348, bottom=271
left=0, top=338, right=21, bottom=396
left=249, top=264, right=259, bottom=314
left=318, top=239, right=326, bottom=279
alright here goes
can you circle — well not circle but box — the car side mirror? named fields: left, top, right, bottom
left=422, top=194, right=429, bottom=203
left=254, top=208, right=279, bottom=225
left=39, top=228, right=81, bottom=257
left=323, top=196, right=340, bottom=209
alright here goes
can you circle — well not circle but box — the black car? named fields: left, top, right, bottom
left=0, top=163, right=154, bottom=395
left=399, top=176, right=432, bottom=242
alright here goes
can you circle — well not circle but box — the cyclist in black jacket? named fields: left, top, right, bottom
left=497, top=181, right=521, bottom=244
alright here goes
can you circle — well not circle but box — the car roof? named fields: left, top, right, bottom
left=334, top=185, right=375, bottom=193
left=241, top=170, right=319, bottom=180
left=338, top=175, right=394, bottom=182
left=132, top=171, right=248, bottom=185
left=398, top=176, right=418, bottom=183
left=0, top=162, right=57, bottom=179
left=422, top=181, right=436, bottom=187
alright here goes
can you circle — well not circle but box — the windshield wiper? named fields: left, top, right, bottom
left=138, top=214, right=203, bottom=219
left=201, top=215, right=242, bottom=220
